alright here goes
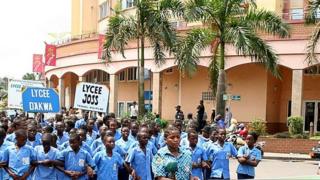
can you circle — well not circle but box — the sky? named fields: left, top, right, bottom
left=0, top=0, right=71, bottom=80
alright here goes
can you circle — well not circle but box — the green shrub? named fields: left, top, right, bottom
left=249, top=118, right=267, bottom=136
left=273, top=131, right=290, bottom=138
left=292, top=133, right=309, bottom=139
left=287, top=116, right=303, bottom=135
left=159, top=119, right=169, bottom=129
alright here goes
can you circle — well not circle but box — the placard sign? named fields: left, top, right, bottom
left=22, top=87, right=60, bottom=113
left=8, top=79, right=45, bottom=109
left=74, top=82, right=109, bottom=113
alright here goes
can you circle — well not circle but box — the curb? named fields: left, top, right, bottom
left=263, top=156, right=316, bottom=161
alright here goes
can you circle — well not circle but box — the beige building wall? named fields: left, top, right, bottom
left=303, top=75, right=320, bottom=100
left=72, top=0, right=98, bottom=36
left=226, top=63, right=268, bottom=123
left=278, top=67, right=292, bottom=128
left=256, top=0, right=283, bottom=15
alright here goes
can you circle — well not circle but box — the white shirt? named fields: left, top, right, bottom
left=130, top=104, right=138, bottom=117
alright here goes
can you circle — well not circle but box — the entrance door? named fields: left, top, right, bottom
left=303, top=101, right=320, bottom=132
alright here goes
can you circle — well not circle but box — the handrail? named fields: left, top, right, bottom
left=52, top=32, right=99, bottom=46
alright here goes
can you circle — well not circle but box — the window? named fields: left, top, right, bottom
left=119, top=70, right=126, bottom=81
left=117, top=102, right=125, bottom=117
left=122, top=0, right=134, bottom=9
left=290, top=8, right=303, bottom=20
left=304, top=65, right=320, bottom=75
left=103, top=73, right=110, bottom=82
left=202, top=91, right=214, bottom=101
left=99, top=2, right=109, bottom=20
left=128, top=67, right=138, bottom=81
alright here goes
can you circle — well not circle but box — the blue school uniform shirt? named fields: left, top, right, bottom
left=75, top=118, right=86, bottom=129
left=92, top=144, right=126, bottom=158
left=6, top=133, right=42, bottom=144
left=152, top=146, right=192, bottom=180
left=237, top=146, right=262, bottom=177
left=151, top=133, right=161, bottom=149
left=114, top=131, right=122, bottom=141
left=115, top=138, right=135, bottom=157
left=32, top=145, right=59, bottom=180
left=57, top=147, right=95, bottom=180
left=58, top=141, right=93, bottom=157
left=130, top=140, right=157, bottom=155
left=4, top=144, right=36, bottom=179
left=125, top=146, right=153, bottom=180
left=90, top=138, right=103, bottom=152
left=208, top=142, right=237, bottom=179
left=128, top=132, right=137, bottom=142
left=93, top=151, right=123, bottom=180
left=198, top=135, right=210, bottom=147
left=0, top=140, right=14, bottom=180
left=186, top=146, right=208, bottom=180
left=26, top=138, right=42, bottom=148
left=86, top=131, right=98, bottom=147
left=55, top=131, right=69, bottom=146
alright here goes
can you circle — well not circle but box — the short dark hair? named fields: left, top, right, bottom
left=164, top=126, right=179, bottom=138
left=15, top=129, right=27, bottom=138
left=202, top=125, right=211, bottom=133
left=0, top=128, right=6, bottom=138
left=187, top=130, right=197, bottom=138
left=249, top=131, right=259, bottom=142
left=69, top=133, right=80, bottom=142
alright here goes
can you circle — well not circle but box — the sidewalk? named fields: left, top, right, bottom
left=263, top=152, right=316, bottom=161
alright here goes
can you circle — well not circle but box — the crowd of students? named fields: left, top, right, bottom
left=0, top=111, right=262, bottom=180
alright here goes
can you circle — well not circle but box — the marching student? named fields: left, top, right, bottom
left=0, top=127, right=13, bottom=180
left=26, top=124, right=41, bottom=148
left=57, top=134, right=95, bottom=180
left=125, top=131, right=153, bottom=180
left=237, top=132, right=262, bottom=179
left=93, top=135, right=124, bottom=180
left=32, top=133, right=63, bottom=180
left=187, top=130, right=210, bottom=180
left=4, top=129, right=36, bottom=180
left=207, top=128, right=237, bottom=179
left=152, top=126, right=193, bottom=180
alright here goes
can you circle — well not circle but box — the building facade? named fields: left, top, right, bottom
left=45, top=0, right=320, bottom=133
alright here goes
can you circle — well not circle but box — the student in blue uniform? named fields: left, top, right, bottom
left=4, top=129, right=36, bottom=180
left=32, top=133, right=63, bottom=180
left=91, top=126, right=107, bottom=151
left=187, top=130, right=210, bottom=180
left=57, top=134, right=95, bottom=180
left=128, top=122, right=139, bottom=141
left=93, top=135, right=124, bottom=180
left=207, top=128, right=237, bottom=180
left=150, top=122, right=161, bottom=149
left=125, top=131, right=153, bottom=180
left=152, top=126, right=192, bottom=180
left=26, top=124, right=42, bottom=148
left=109, top=119, right=121, bottom=141
left=237, top=132, right=262, bottom=179
left=116, top=126, right=135, bottom=156
left=54, top=121, right=69, bottom=146
left=0, top=127, right=13, bottom=180
left=86, top=119, right=98, bottom=147
left=77, top=128, right=93, bottom=156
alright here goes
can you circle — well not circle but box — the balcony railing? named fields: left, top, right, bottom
left=52, top=32, right=98, bottom=46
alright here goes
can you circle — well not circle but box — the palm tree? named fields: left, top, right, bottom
left=175, top=0, right=290, bottom=116
left=22, top=73, right=37, bottom=80
left=104, top=0, right=184, bottom=116
left=306, top=0, right=320, bottom=64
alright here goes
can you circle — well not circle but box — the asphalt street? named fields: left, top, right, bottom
left=229, top=159, right=320, bottom=179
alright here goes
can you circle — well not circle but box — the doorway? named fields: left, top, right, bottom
left=303, top=101, right=320, bottom=132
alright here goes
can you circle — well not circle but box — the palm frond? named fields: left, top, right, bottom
left=243, top=9, right=290, bottom=38
left=306, top=0, right=320, bottom=24
left=104, top=15, right=137, bottom=60
left=306, top=22, right=320, bottom=64
left=175, top=28, right=216, bottom=75
left=226, top=23, right=280, bottom=77
left=184, top=0, right=210, bottom=22
left=159, top=0, right=185, bottom=18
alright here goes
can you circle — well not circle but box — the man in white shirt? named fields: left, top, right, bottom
left=130, top=101, right=138, bottom=120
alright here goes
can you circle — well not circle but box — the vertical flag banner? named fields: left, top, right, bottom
left=45, top=43, right=57, bottom=66
left=33, top=54, right=44, bottom=73
left=98, top=34, right=106, bottom=59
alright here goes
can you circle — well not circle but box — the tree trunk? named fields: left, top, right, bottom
left=138, top=35, right=145, bottom=116
left=215, top=41, right=226, bottom=117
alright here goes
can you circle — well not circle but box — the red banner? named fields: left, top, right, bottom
left=98, top=34, right=106, bottom=59
left=33, top=54, right=44, bottom=73
left=45, top=43, right=56, bottom=66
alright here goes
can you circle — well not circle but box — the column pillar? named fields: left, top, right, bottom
left=109, top=74, right=118, bottom=114
left=152, top=72, right=161, bottom=114
left=78, top=76, right=85, bottom=82
left=291, top=69, right=303, bottom=116
left=58, top=78, right=65, bottom=111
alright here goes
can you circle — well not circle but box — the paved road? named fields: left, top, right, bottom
left=229, top=159, right=320, bottom=179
